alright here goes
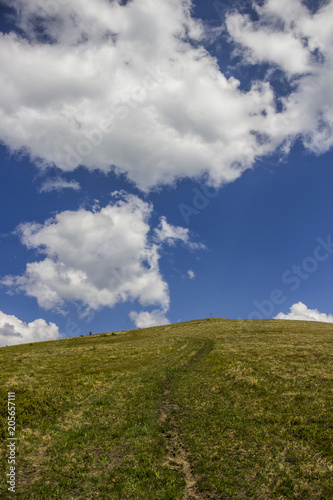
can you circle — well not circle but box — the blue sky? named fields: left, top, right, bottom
left=1, top=0, right=333, bottom=346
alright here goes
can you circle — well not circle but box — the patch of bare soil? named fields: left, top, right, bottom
left=159, top=389, right=201, bottom=500
left=158, top=340, right=219, bottom=499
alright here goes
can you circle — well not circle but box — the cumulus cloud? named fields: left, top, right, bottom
left=226, top=4, right=312, bottom=75
left=0, top=0, right=313, bottom=192
left=274, top=302, right=333, bottom=323
left=0, top=0, right=331, bottom=190
left=129, top=309, right=170, bottom=328
left=1, top=193, right=201, bottom=320
left=39, top=177, right=81, bottom=193
left=0, top=310, right=61, bottom=347
left=226, top=0, right=333, bottom=154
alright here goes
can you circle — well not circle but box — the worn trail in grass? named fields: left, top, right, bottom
left=1, top=319, right=333, bottom=499
left=158, top=339, right=215, bottom=500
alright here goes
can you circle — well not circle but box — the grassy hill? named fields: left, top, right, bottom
left=0, top=318, right=333, bottom=499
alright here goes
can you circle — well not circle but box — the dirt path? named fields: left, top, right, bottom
left=158, top=339, right=216, bottom=500
left=159, top=388, right=200, bottom=500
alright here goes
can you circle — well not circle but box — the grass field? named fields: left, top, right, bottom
left=0, top=318, right=332, bottom=499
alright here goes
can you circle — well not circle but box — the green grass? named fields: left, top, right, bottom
left=0, top=318, right=333, bottom=498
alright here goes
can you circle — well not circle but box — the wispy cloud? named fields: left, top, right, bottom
left=39, top=177, right=81, bottom=193
left=154, top=216, right=205, bottom=250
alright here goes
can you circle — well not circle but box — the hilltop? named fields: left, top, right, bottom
left=1, top=318, right=332, bottom=499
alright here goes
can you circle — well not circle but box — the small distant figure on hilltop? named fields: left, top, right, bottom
left=89, top=331, right=92, bottom=335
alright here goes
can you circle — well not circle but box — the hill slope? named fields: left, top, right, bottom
left=1, top=318, right=333, bottom=499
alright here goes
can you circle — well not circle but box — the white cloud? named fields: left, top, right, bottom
left=274, top=302, right=333, bottom=323
left=0, top=0, right=331, bottom=190
left=187, top=269, right=195, bottom=279
left=226, top=0, right=333, bottom=155
left=129, top=309, right=170, bottom=328
left=155, top=216, right=190, bottom=245
left=154, top=216, right=205, bottom=250
left=1, top=193, right=200, bottom=317
left=0, top=310, right=61, bottom=347
left=226, top=8, right=312, bottom=75
left=39, top=177, right=81, bottom=193
left=0, top=0, right=300, bottom=191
